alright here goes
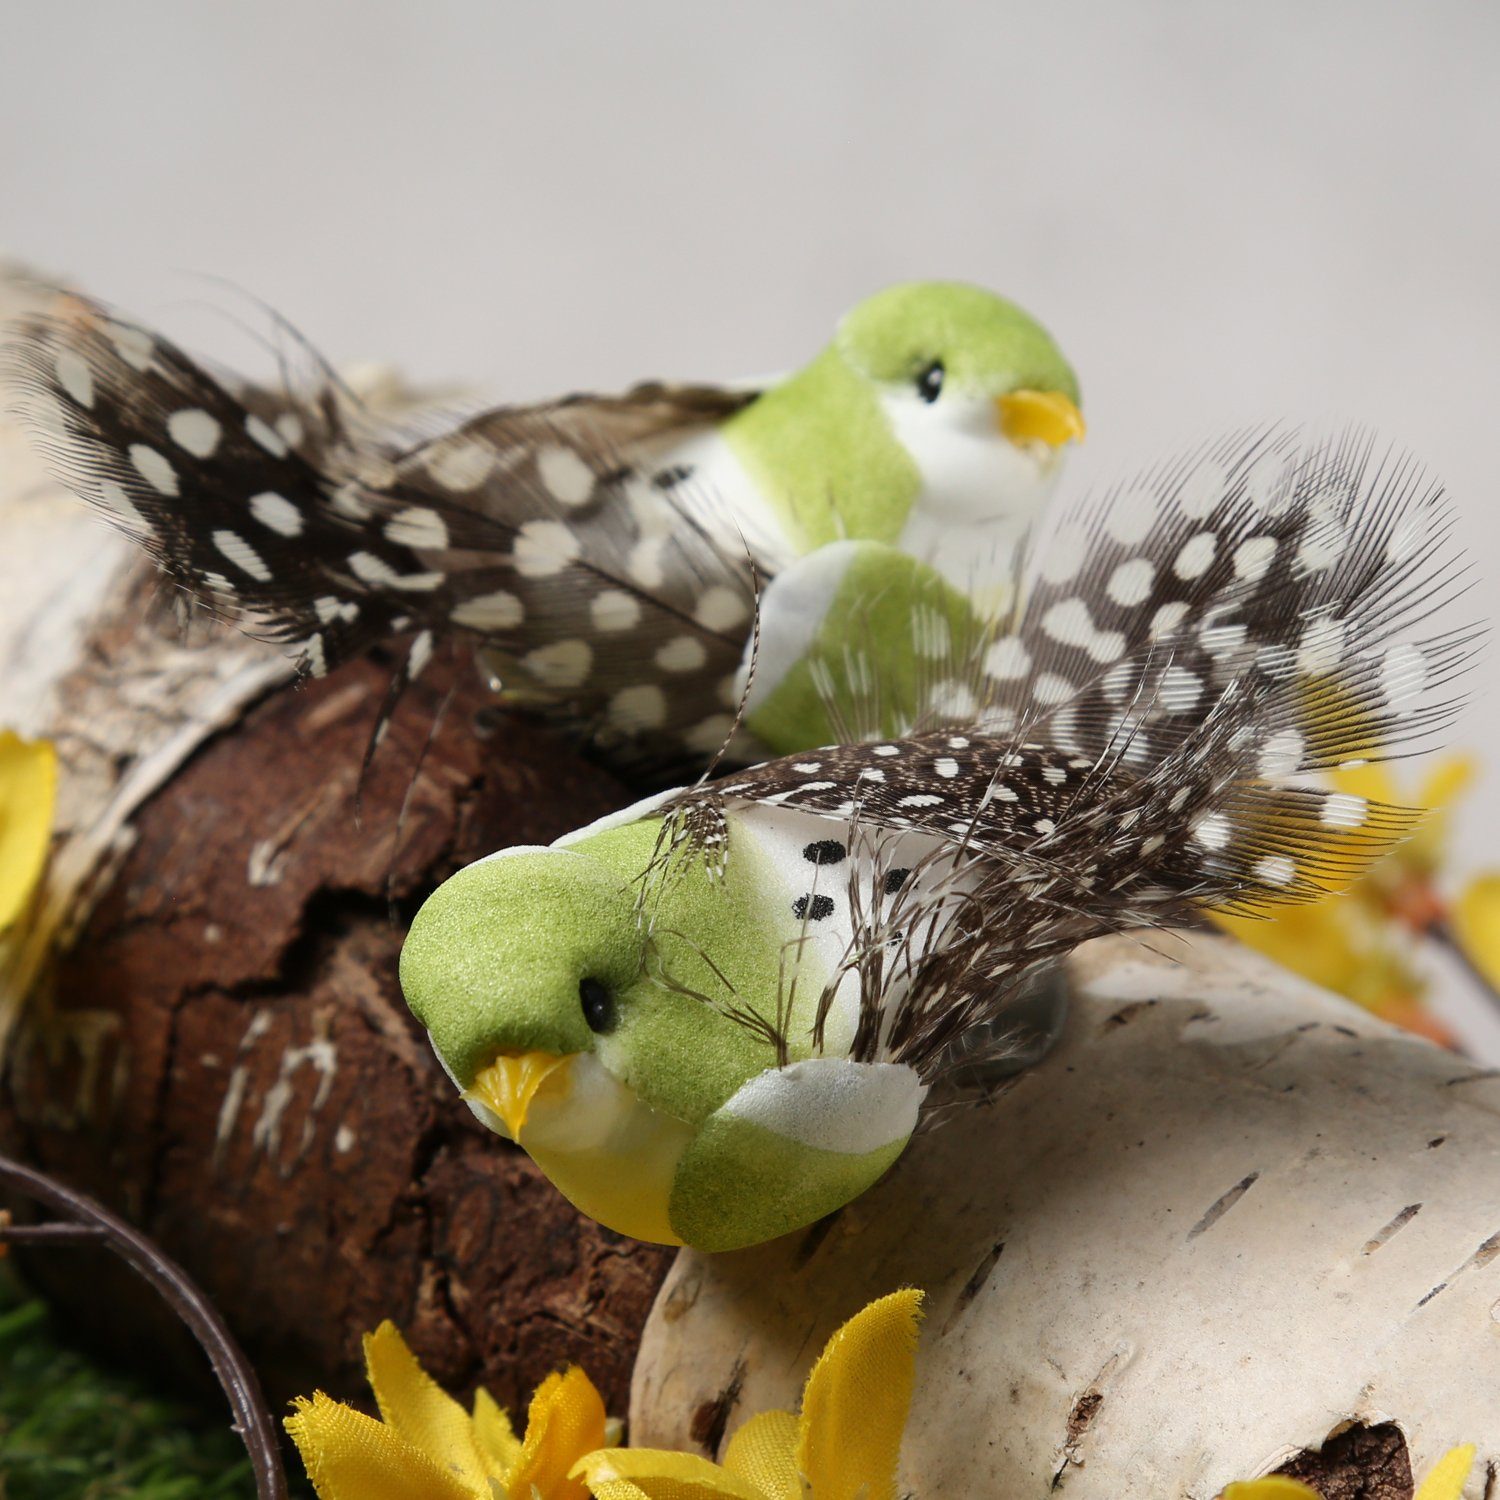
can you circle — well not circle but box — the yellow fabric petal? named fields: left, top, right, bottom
left=0, top=733, right=55, bottom=931
left=1330, top=761, right=1400, bottom=807
left=509, top=1366, right=608, bottom=1500
left=285, top=1392, right=479, bottom=1500
left=1415, top=1444, right=1476, bottom=1500
left=364, top=1322, right=491, bottom=1487
left=473, top=1387, right=524, bottom=1477
left=1214, top=901, right=1362, bottom=997
left=1419, top=757, right=1476, bottom=812
left=571, top=1448, right=763, bottom=1500
left=795, top=1289, right=923, bottom=1500
left=1220, top=1481, right=1320, bottom=1500
left=721, top=1410, right=800, bottom=1500
left=1456, top=876, right=1500, bottom=990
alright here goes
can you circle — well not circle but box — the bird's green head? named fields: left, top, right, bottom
left=726, top=280, right=1083, bottom=556
left=835, top=280, right=1082, bottom=439
left=400, top=826, right=795, bottom=1135
left=400, top=848, right=642, bottom=1124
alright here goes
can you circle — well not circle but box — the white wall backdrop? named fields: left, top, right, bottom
left=3, top=0, right=1497, bottom=862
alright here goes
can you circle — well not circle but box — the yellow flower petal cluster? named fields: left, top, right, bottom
left=1224, top=1442, right=1474, bottom=1500
left=286, top=1321, right=606, bottom=1500
left=573, top=1288, right=923, bottom=1500
left=0, top=731, right=55, bottom=933
left=1217, top=756, right=1498, bottom=1037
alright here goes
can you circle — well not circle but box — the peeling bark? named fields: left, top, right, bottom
left=0, top=267, right=672, bottom=1413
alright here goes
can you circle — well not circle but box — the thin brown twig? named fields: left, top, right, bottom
left=0, top=1152, right=287, bottom=1499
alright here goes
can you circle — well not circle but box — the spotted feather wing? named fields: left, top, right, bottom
left=977, top=429, right=1473, bottom=768
left=668, top=431, right=1477, bottom=1077
left=4, top=291, right=762, bottom=774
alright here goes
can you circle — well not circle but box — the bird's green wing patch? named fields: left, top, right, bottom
left=745, top=541, right=996, bottom=752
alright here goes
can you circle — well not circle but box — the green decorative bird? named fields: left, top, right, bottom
left=6, top=280, right=1082, bottom=771
left=399, top=433, right=1474, bottom=1251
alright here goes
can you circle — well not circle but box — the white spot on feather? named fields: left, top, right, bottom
left=656, top=636, right=707, bottom=673
left=1194, top=812, right=1232, bottom=850
left=1258, top=730, right=1305, bottom=777
left=1107, top=557, right=1154, bottom=607
left=1321, top=793, right=1369, bottom=829
left=1159, top=666, right=1203, bottom=711
left=408, top=630, right=434, bottom=679
left=349, top=551, right=399, bottom=586
left=1234, top=536, right=1277, bottom=581
left=250, top=491, right=303, bottom=537
left=609, top=684, right=667, bottom=730
left=1298, top=615, right=1347, bottom=674
left=97, top=479, right=147, bottom=531
left=54, top=350, right=94, bottom=408
left=427, top=440, right=495, bottom=492
left=167, top=408, right=221, bottom=458
left=385, top=507, right=449, bottom=550
left=514, top=520, right=581, bottom=577
left=537, top=446, right=595, bottom=506
left=1174, top=531, right=1217, bottom=580
left=109, top=323, right=155, bottom=371
left=214, top=529, right=271, bottom=581
left=129, top=444, right=178, bottom=496
left=984, top=636, right=1030, bottom=680
left=1177, top=462, right=1226, bottom=519
left=1381, top=642, right=1428, bottom=705
left=245, top=414, right=288, bottom=457
left=314, top=595, right=360, bottom=625
left=1150, top=601, right=1189, bottom=640
left=452, top=590, right=524, bottom=631
left=696, top=586, right=749, bottom=632
left=523, top=639, right=592, bottom=688
left=593, top=590, right=641, bottom=633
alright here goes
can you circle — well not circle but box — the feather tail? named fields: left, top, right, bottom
left=3, top=289, right=757, bottom=775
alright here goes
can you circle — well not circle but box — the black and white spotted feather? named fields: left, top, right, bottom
left=3, top=290, right=761, bottom=774
left=660, top=430, right=1480, bottom=1080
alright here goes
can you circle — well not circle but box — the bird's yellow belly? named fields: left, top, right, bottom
left=511, top=1054, right=695, bottom=1246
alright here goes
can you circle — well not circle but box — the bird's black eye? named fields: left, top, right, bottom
left=579, top=977, right=617, bottom=1034
left=916, top=360, right=944, bottom=403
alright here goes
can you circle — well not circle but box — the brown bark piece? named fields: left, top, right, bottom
left=1273, top=1424, right=1414, bottom=1500
left=0, top=648, right=673, bottom=1416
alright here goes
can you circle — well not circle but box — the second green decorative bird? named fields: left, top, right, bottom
left=8, top=279, right=1081, bottom=769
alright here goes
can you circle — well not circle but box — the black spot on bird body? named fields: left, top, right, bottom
left=802, top=839, right=847, bottom=866
left=884, top=868, right=911, bottom=894
left=793, top=894, right=836, bottom=921
left=652, top=464, right=694, bottom=489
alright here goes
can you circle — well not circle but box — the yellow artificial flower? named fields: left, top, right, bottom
left=572, top=1288, right=923, bottom=1500
left=0, top=731, right=56, bottom=932
left=1217, top=755, right=1496, bottom=1039
left=1223, top=1442, right=1474, bottom=1500
left=286, top=1321, right=607, bottom=1500
left=1455, top=874, right=1500, bottom=991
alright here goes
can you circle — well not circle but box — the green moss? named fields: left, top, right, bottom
left=0, top=1270, right=263, bottom=1499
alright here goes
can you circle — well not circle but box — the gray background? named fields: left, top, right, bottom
left=3, top=2, right=1497, bottom=976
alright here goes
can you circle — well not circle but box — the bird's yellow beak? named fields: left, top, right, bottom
left=995, top=389, right=1086, bottom=448
left=467, top=1051, right=571, bottom=1140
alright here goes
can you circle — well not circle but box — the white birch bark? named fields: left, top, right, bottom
left=632, top=933, right=1500, bottom=1498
